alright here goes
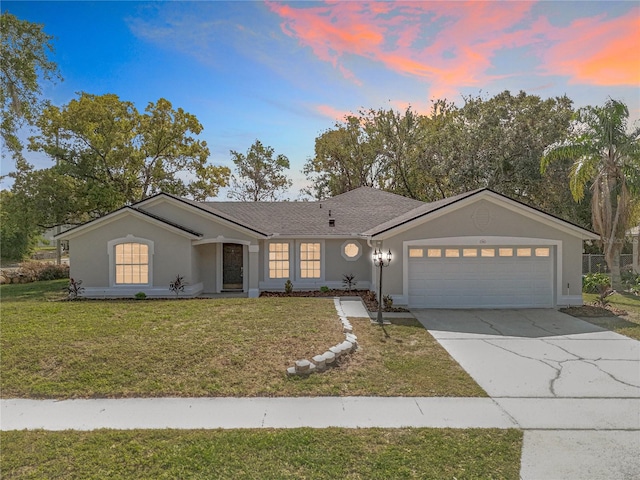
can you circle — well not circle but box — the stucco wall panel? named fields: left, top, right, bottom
left=69, top=215, right=193, bottom=289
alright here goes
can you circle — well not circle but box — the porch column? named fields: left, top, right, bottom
left=248, top=244, right=260, bottom=298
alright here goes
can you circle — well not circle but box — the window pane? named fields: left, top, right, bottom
left=427, top=248, right=441, bottom=258
left=300, top=243, right=321, bottom=278
left=445, top=249, right=459, bottom=258
left=409, top=248, right=423, bottom=258
left=344, top=243, right=359, bottom=258
left=481, top=248, right=495, bottom=257
left=463, top=248, right=477, bottom=257
left=115, top=242, right=150, bottom=285
left=499, top=248, right=513, bottom=257
left=517, top=248, right=532, bottom=257
left=535, top=247, right=550, bottom=257
left=269, top=243, right=289, bottom=278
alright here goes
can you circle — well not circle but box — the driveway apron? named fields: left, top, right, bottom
left=413, top=308, right=640, bottom=480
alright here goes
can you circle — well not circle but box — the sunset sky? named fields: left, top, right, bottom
left=2, top=1, right=639, bottom=196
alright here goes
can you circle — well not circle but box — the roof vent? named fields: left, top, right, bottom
left=329, top=219, right=335, bottom=227
left=329, top=209, right=332, bottom=217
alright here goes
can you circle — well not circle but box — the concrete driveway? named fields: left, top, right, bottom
left=413, top=308, right=640, bottom=480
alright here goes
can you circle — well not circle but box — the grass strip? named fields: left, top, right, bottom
left=1, top=428, right=522, bottom=479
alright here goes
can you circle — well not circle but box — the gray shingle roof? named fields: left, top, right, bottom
left=204, top=187, right=426, bottom=236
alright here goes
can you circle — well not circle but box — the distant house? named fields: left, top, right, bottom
left=56, top=187, right=597, bottom=308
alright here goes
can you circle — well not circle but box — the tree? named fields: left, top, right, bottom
left=541, top=99, right=640, bottom=289
left=228, top=140, right=292, bottom=201
left=0, top=189, right=40, bottom=261
left=27, top=92, right=230, bottom=222
left=1, top=12, right=61, bottom=158
left=303, top=108, right=420, bottom=199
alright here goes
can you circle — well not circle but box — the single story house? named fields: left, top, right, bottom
left=56, top=187, right=598, bottom=308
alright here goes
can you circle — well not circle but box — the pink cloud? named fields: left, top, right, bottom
left=315, top=104, right=354, bottom=122
left=266, top=1, right=639, bottom=98
left=539, top=12, right=640, bottom=86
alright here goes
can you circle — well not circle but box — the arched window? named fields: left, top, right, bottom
left=108, top=236, right=154, bottom=286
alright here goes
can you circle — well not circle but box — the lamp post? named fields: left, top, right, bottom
left=373, top=248, right=392, bottom=325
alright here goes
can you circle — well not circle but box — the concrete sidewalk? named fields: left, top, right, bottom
left=0, top=397, right=515, bottom=431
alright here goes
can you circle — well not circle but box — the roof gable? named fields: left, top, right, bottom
left=135, top=193, right=269, bottom=237
left=366, top=189, right=598, bottom=240
left=55, top=207, right=203, bottom=240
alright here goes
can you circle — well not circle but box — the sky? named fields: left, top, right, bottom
left=2, top=0, right=639, bottom=198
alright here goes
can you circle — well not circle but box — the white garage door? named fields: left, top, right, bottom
left=408, top=246, right=554, bottom=308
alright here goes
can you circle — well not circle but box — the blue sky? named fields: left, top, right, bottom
left=2, top=1, right=639, bottom=197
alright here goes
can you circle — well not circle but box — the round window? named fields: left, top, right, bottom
left=343, top=242, right=360, bottom=259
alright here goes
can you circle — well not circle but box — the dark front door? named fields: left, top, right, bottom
left=222, top=243, right=243, bottom=290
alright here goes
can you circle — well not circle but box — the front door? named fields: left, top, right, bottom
left=222, top=243, right=243, bottom=290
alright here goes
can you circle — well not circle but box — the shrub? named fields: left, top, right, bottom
left=320, top=286, right=330, bottom=293
left=284, top=279, right=293, bottom=294
left=169, top=275, right=186, bottom=295
left=7, top=261, right=70, bottom=283
left=36, top=263, right=70, bottom=281
left=383, top=294, right=394, bottom=309
left=135, top=292, right=147, bottom=300
left=67, top=278, right=84, bottom=299
left=342, top=273, right=357, bottom=291
left=621, top=268, right=640, bottom=295
left=582, top=273, right=610, bottom=294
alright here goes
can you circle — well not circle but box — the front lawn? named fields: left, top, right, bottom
left=0, top=428, right=522, bottom=479
left=1, top=280, right=484, bottom=398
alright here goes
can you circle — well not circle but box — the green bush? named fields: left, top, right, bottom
left=135, top=292, right=147, bottom=300
left=622, top=270, right=640, bottom=295
left=582, top=273, right=611, bottom=293
left=284, top=279, right=293, bottom=294
left=320, top=286, right=330, bottom=293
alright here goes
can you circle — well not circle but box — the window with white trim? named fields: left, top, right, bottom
left=268, top=243, right=290, bottom=279
left=300, top=242, right=321, bottom=278
left=115, top=242, right=149, bottom=285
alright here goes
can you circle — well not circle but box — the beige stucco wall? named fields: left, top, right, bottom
left=69, top=214, right=194, bottom=291
left=194, top=243, right=217, bottom=293
left=377, top=199, right=585, bottom=302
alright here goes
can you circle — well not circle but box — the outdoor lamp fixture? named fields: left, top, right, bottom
left=373, top=248, right=392, bottom=325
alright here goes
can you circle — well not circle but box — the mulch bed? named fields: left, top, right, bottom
left=560, top=304, right=627, bottom=318
left=259, top=289, right=409, bottom=313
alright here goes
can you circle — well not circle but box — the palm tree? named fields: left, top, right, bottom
left=541, top=99, right=640, bottom=290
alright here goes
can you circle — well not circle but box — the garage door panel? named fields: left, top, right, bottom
left=408, top=245, right=553, bottom=308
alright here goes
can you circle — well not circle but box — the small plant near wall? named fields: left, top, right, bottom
left=383, top=294, right=394, bottom=310
left=320, top=286, right=330, bottom=293
left=67, top=278, right=84, bottom=299
left=169, top=275, right=186, bottom=296
left=342, top=273, right=357, bottom=292
left=582, top=273, right=610, bottom=293
left=594, top=283, right=614, bottom=307
left=135, top=292, right=147, bottom=300
left=284, top=279, right=293, bottom=294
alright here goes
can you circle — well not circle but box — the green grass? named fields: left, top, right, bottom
left=582, top=292, right=640, bottom=340
left=0, top=428, right=522, bottom=479
left=1, top=280, right=484, bottom=398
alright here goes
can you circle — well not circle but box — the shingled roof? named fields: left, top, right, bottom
left=204, top=187, right=425, bottom=236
